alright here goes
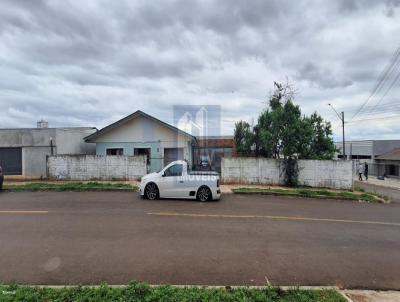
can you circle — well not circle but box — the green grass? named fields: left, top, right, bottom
left=232, top=187, right=385, bottom=203
left=0, top=282, right=346, bottom=302
left=3, top=182, right=139, bottom=192
left=353, top=186, right=365, bottom=192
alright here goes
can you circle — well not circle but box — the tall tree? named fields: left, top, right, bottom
left=305, top=113, right=336, bottom=159
left=233, top=81, right=336, bottom=160
left=233, top=120, right=253, bottom=155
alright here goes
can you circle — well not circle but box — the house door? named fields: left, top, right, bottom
left=164, top=148, right=184, bottom=166
left=0, top=147, right=22, bottom=175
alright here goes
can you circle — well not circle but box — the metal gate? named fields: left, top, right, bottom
left=163, top=148, right=184, bottom=167
left=0, top=147, right=22, bottom=175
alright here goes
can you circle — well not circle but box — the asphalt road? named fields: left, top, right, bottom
left=1, top=192, right=400, bottom=289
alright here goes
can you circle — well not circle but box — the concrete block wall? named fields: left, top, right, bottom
left=222, top=157, right=353, bottom=189
left=48, top=155, right=147, bottom=181
left=222, top=157, right=283, bottom=184
left=297, top=160, right=353, bottom=189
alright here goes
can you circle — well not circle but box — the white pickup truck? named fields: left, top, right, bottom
left=139, top=160, right=221, bottom=201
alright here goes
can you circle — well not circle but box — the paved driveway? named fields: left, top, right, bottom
left=0, top=191, right=400, bottom=289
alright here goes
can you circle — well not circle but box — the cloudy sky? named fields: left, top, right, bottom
left=1, top=0, right=400, bottom=140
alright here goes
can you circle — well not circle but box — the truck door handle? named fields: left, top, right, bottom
left=179, top=180, right=184, bottom=183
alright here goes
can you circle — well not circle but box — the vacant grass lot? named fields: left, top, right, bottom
left=0, top=283, right=346, bottom=302
left=3, top=182, right=139, bottom=192
left=232, top=187, right=387, bottom=203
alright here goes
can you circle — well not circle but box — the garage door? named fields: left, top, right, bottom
left=164, top=148, right=184, bottom=166
left=0, top=148, right=22, bottom=175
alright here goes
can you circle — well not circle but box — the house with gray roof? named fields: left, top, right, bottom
left=84, top=110, right=196, bottom=173
left=375, top=148, right=400, bottom=178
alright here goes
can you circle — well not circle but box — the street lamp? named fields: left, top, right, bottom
left=328, top=104, right=346, bottom=160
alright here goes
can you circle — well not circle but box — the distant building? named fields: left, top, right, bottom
left=375, top=148, right=400, bottom=178
left=334, top=140, right=400, bottom=160
left=334, top=140, right=400, bottom=176
left=0, top=125, right=96, bottom=178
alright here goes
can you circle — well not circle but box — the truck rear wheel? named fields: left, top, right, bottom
left=197, top=186, right=211, bottom=202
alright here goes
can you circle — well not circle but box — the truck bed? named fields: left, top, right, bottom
left=189, top=171, right=219, bottom=176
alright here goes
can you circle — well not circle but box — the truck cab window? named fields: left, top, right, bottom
left=164, top=164, right=183, bottom=177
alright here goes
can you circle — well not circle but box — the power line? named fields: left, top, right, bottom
left=333, top=100, right=399, bottom=113
left=353, top=45, right=400, bottom=119
left=346, top=114, right=400, bottom=124
left=350, top=44, right=400, bottom=120
left=328, top=102, right=400, bottom=128
left=361, top=102, right=400, bottom=115
left=363, top=65, right=400, bottom=118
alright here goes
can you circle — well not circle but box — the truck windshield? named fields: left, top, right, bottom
left=164, top=164, right=183, bottom=177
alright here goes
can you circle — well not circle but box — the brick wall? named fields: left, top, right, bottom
left=47, top=155, right=147, bottom=180
left=196, top=137, right=235, bottom=148
left=221, top=157, right=353, bottom=189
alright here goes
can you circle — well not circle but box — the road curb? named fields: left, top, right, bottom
left=339, top=292, right=354, bottom=302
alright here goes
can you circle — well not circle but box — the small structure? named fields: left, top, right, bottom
left=375, top=148, right=400, bottom=178
left=0, top=124, right=96, bottom=178
left=37, top=119, right=49, bottom=129
left=84, top=110, right=196, bottom=173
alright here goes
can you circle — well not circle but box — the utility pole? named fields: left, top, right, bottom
left=341, top=111, right=345, bottom=160
left=50, top=137, right=54, bottom=156
left=328, top=104, right=346, bottom=160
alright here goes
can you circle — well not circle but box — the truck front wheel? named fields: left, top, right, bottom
left=145, top=183, right=159, bottom=200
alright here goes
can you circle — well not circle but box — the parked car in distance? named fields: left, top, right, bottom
left=193, top=155, right=212, bottom=171
left=140, top=160, right=221, bottom=201
left=199, top=155, right=211, bottom=169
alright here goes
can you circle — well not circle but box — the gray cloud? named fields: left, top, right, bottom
left=0, top=0, right=399, bottom=140
left=296, top=62, right=353, bottom=89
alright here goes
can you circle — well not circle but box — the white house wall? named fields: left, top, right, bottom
left=94, top=116, right=190, bottom=144
left=56, top=128, right=96, bottom=155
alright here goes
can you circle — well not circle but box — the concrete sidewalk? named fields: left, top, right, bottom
left=343, top=290, right=400, bottom=301
left=357, top=176, right=400, bottom=190
left=354, top=177, right=400, bottom=203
